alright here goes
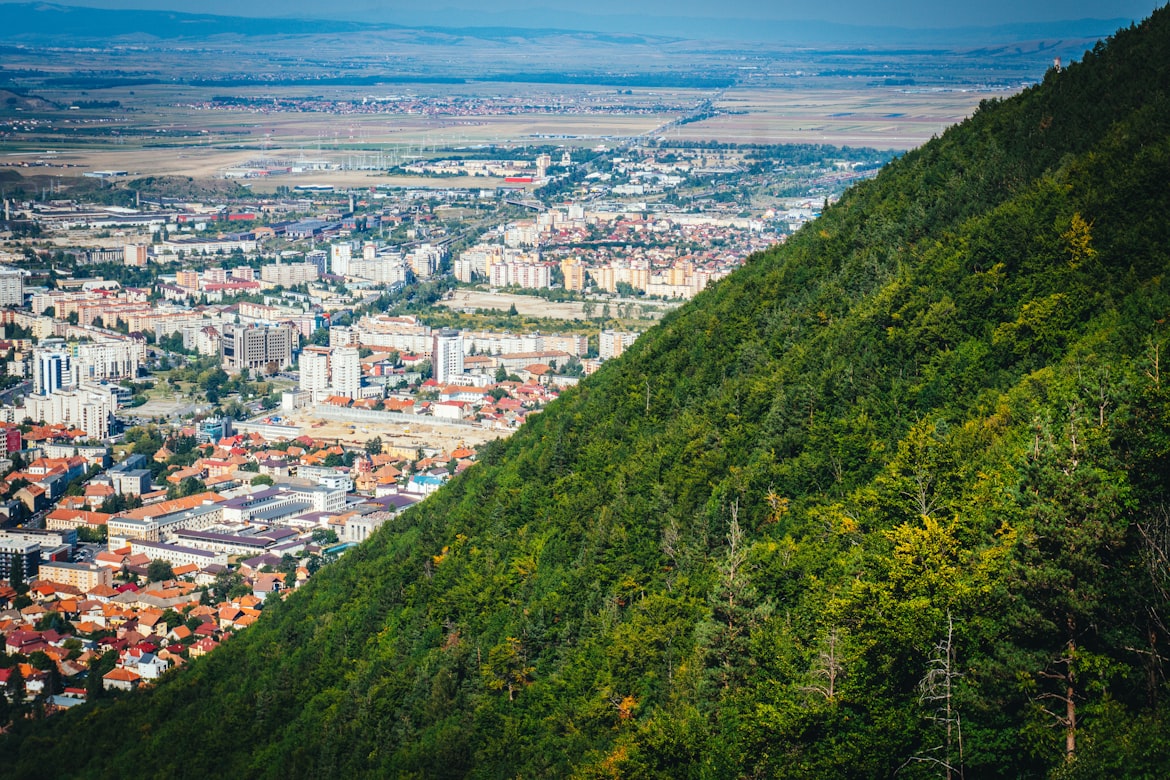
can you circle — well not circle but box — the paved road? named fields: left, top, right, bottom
left=0, top=380, right=30, bottom=404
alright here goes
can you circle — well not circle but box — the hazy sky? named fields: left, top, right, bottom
left=12, top=0, right=1164, bottom=28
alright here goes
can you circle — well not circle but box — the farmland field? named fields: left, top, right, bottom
left=0, top=17, right=1069, bottom=186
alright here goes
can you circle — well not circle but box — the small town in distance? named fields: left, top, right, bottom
left=0, top=134, right=874, bottom=712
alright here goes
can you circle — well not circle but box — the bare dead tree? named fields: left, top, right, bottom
left=902, top=611, right=964, bottom=779
left=1035, top=636, right=1079, bottom=762
left=1132, top=504, right=1170, bottom=699
left=802, top=629, right=843, bottom=702
left=1145, top=338, right=1161, bottom=387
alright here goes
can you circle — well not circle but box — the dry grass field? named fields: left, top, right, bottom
left=1, top=75, right=1021, bottom=182
left=668, top=87, right=1018, bottom=148
left=2, top=102, right=674, bottom=186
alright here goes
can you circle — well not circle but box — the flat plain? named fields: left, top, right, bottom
left=0, top=19, right=1086, bottom=183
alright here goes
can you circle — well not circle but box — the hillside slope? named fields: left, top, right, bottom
left=6, top=10, right=1170, bottom=779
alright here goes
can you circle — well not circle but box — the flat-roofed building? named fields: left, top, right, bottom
left=331, top=346, right=361, bottom=398
left=0, top=532, right=40, bottom=581
left=109, top=462, right=152, bottom=496
left=107, top=492, right=225, bottom=546
left=0, top=268, right=24, bottom=307
left=23, top=384, right=118, bottom=440
left=261, top=261, right=319, bottom=287
left=281, top=483, right=346, bottom=514
left=221, top=323, right=295, bottom=373
left=128, top=540, right=228, bottom=569
left=220, top=488, right=310, bottom=524
left=292, top=468, right=353, bottom=494
left=561, top=257, right=586, bottom=291
left=432, top=329, right=463, bottom=385
left=300, top=346, right=330, bottom=394
left=599, top=330, right=639, bottom=360
left=123, top=245, right=148, bottom=267
left=39, top=561, right=112, bottom=591
left=173, top=529, right=279, bottom=557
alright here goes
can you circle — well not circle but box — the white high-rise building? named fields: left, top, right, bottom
left=0, top=269, right=24, bottom=307
left=330, top=326, right=358, bottom=348
left=332, top=346, right=361, bottom=398
left=24, top=385, right=117, bottom=439
left=73, top=340, right=140, bottom=383
left=34, top=350, right=68, bottom=395
left=300, top=346, right=331, bottom=394
left=330, top=243, right=353, bottom=277
left=432, top=329, right=464, bottom=385
left=408, top=245, right=441, bottom=279
left=123, top=245, right=148, bottom=267
left=599, top=330, right=639, bottom=360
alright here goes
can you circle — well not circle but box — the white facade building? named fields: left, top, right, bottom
left=332, top=346, right=361, bottom=398
left=489, top=261, right=551, bottom=289
left=24, top=384, right=118, bottom=439
left=432, top=329, right=464, bottom=384
left=0, top=269, right=24, bottom=307
left=129, top=539, right=228, bottom=568
left=347, top=257, right=410, bottom=285
left=33, top=350, right=68, bottom=395
left=599, top=330, right=639, bottom=360
left=330, top=243, right=352, bottom=277
left=73, top=340, right=140, bottom=383
left=300, top=346, right=331, bottom=394
left=260, top=262, right=319, bottom=287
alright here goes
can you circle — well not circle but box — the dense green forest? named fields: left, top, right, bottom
left=6, top=9, right=1170, bottom=779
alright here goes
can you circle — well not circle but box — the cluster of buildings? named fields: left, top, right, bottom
left=281, top=314, right=604, bottom=415
left=402, top=154, right=554, bottom=181
left=30, top=286, right=204, bottom=336
left=455, top=206, right=775, bottom=298
left=189, top=92, right=692, bottom=119
left=0, top=330, right=144, bottom=439
left=0, top=416, right=484, bottom=709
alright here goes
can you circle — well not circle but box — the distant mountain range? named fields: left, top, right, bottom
left=0, top=1, right=1134, bottom=45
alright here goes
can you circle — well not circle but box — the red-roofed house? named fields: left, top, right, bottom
left=189, top=636, right=219, bottom=658
left=103, top=667, right=141, bottom=691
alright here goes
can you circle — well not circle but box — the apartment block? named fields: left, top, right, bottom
left=220, top=323, right=295, bottom=373
left=0, top=268, right=24, bottom=307
left=39, top=561, right=113, bottom=591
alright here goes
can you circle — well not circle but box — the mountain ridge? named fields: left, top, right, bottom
left=3, top=8, right=1170, bottom=779
left=0, top=2, right=1135, bottom=46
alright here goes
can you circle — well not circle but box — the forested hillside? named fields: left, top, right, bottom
left=6, top=10, right=1170, bottom=779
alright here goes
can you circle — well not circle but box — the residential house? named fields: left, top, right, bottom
left=102, top=666, right=141, bottom=691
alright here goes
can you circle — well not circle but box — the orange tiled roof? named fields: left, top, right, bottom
left=47, top=508, right=112, bottom=526
left=114, top=492, right=225, bottom=519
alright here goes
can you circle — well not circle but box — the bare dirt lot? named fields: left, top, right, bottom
left=439, top=290, right=592, bottom=320
left=280, top=408, right=506, bottom=455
